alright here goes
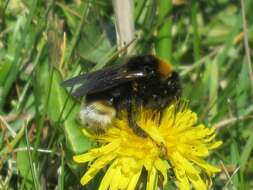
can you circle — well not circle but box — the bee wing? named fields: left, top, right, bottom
left=72, top=71, right=146, bottom=97
left=62, top=64, right=123, bottom=87
left=62, top=65, right=147, bottom=97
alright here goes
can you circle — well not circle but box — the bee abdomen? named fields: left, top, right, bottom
left=80, top=101, right=116, bottom=132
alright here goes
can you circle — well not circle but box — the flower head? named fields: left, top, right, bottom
left=74, top=104, right=222, bottom=190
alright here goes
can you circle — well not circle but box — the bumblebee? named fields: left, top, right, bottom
left=62, top=55, right=181, bottom=135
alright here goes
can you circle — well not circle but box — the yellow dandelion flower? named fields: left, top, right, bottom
left=74, top=104, right=222, bottom=190
left=74, top=121, right=166, bottom=190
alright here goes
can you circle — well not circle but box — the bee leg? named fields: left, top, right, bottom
left=128, top=114, right=147, bottom=138
left=127, top=99, right=147, bottom=138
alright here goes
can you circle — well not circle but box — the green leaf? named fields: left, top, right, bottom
left=0, top=61, right=12, bottom=85
left=17, top=139, right=33, bottom=188
left=78, top=20, right=114, bottom=64
left=240, top=133, right=253, bottom=172
left=46, top=68, right=93, bottom=153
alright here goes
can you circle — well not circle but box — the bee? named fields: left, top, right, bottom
left=62, top=55, right=181, bottom=136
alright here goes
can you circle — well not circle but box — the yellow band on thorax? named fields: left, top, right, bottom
left=158, top=59, right=172, bottom=79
